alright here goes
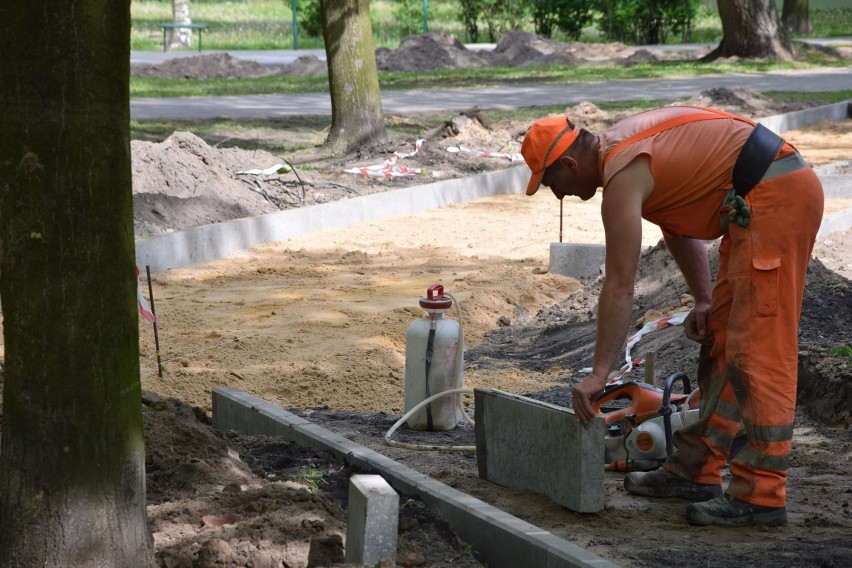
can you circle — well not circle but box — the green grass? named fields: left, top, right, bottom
left=130, top=55, right=851, bottom=99
left=296, top=467, right=326, bottom=494
left=806, top=8, right=852, bottom=38
left=132, top=1, right=852, bottom=52
left=829, top=345, right=852, bottom=365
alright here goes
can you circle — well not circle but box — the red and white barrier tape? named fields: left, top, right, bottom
left=345, top=139, right=424, bottom=178
left=580, top=310, right=689, bottom=382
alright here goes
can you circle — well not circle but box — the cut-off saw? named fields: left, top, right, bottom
left=593, top=373, right=699, bottom=472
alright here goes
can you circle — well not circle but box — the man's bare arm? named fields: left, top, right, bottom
left=572, top=158, right=653, bottom=422
left=663, top=234, right=713, bottom=343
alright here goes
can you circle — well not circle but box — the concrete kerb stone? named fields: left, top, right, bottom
left=211, top=387, right=621, bottom=568
left=757, top=100, right=851, bottom=134
left=345, top=474, right=399, bottom=565
left=136, top=166, right=528, bottom=273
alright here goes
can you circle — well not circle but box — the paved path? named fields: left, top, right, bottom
left=131, top=67, right=852, bottom=120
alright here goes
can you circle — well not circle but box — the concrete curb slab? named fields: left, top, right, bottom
left=212, top=387, right=621, bottom=568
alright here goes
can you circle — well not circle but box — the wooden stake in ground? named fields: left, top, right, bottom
left=146, top=265, right=163, bottom=378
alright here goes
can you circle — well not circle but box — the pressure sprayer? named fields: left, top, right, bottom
left=385, top=284, right=475, bottom=451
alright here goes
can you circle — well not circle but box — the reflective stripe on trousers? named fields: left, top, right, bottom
left=664, top=165, right=823, bottom=508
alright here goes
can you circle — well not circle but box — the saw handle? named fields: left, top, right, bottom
left=661, top=373, right=692, bottom=456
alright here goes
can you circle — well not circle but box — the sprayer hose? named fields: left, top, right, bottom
left=384, top=388, right=476, bottom=451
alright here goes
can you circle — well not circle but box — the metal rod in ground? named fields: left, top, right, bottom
left=146, top=265, right=163, bottom=378
left=559, top=197, right=563, bottom=243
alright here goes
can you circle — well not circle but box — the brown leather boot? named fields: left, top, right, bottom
left=624, top=467, right=721, bottom=501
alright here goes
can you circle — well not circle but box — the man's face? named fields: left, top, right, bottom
left=541, top=156, right=597, bottom=201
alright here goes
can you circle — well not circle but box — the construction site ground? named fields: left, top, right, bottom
left=3, top=33, right=852, bottom=567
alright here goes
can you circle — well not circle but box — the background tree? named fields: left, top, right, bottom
left=170, top=0, right=193, bottom=49
left=0, top=0, right=155, bottom=565
left=782, top=0, right=812, bottom=35
left=594, top=0, right=699, bottom=44
left=532, top=0, right=594, bottom=40
left=321, top=0, right=388, bottom=154
left=702, top=0, right=794, bottom=61
left=459, top=0, right=484, bottom=42
left=300, top=0, right=324, bottom=39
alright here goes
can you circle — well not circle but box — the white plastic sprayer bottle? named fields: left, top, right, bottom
left=403, top=284, right=463, bottom=431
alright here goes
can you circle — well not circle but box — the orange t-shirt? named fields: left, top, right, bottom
left=599, top=106, right=794, bottom=240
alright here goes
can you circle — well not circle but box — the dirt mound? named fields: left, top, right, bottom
left=374, top=32, right=663, bottom=72
left=132, top=52, right=293, bottom=79
left=682, top=86, right=828, bottom=116
left=487, top=31, right=655, bottom=67
left=375, top=32, right=490, bottom=72
left=285, top=54, right=328, bottom=76
left=132, top=132, right=285, bottom=237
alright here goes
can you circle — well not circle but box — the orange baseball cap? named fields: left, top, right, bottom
left=521, top=116, right=579, bottom=195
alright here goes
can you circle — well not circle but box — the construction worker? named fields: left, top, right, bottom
left=521, top=106, right=823, bottom=527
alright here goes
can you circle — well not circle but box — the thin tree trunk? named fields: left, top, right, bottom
left=321, top=0, right=387, bottom=154
left=0, top=0, right=155, bottom=565
left=171, top=0, right=193, bottom=48
left=782, top=0, right=812, bottom=35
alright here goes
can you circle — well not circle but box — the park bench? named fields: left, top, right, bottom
left=160, top=23, right=208, bottom=52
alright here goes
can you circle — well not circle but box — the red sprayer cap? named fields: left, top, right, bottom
left=419, top=284, right=453, bottom=311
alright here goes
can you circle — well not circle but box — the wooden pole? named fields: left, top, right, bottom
left=145, top=265, right=163, bottom=378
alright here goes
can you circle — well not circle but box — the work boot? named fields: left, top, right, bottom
left=624, top=467, right=721, bottom=501
left=685, top=493, right=787, bottom=527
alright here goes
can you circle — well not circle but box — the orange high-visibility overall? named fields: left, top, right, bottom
left=600, top=106, right=824, bottom=507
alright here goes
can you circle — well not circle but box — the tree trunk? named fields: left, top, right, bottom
left=170, top=0, right=193, bottom=48
left=321, top=0, right=387, bottom=154
left=704, top=0, right=793, bottom=61
left=0, top=1, right=155, bottom=566
left=782, top=0, right=812, bottom=35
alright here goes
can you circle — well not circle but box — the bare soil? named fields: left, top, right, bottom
left=5, top=33, right=852, bottom=567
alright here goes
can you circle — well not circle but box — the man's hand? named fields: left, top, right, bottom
left=572, top=373, right=607, bottom=424
left=683, top=301, right=712, bottom=345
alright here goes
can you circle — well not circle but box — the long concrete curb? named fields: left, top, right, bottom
left=212, top=387, right=620, bottom=568
left=136, top=166, right=527, bottom=272
left=758, top=100, right=851, bottom=134
left=135, top=102, right=852, bottom=272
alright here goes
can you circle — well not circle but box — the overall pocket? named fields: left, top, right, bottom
left=752, top=257, right=780, bottom=317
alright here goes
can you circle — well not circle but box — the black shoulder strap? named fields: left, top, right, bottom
left=732, top=124, right=784, bottom=198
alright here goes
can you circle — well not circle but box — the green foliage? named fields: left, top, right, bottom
left=807, top=8, right=852, bottom=38
left=530, top=0, right=595, bottom=40
left=458, top=0, right=484, bottom=42
left=128, top=1, right=850, bottom=50
left=829, top=345, right=852, bottom=365
left=297, top=467, right=326, bottom=494
left=299, top=0, right=323, bottom=39
left=394, top=0, right=425, bottom=37
left=595, top=0, right=701, bottom=44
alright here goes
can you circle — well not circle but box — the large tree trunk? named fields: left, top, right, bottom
left=703, top=0, right=793, bottom=61
left=321, top=0, right=387, bottom=154
left=782, top=0, right=812, bottom=35
left=0, top=0, right=155, bottom=566
left=170, top=0, right=193, bottom=49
